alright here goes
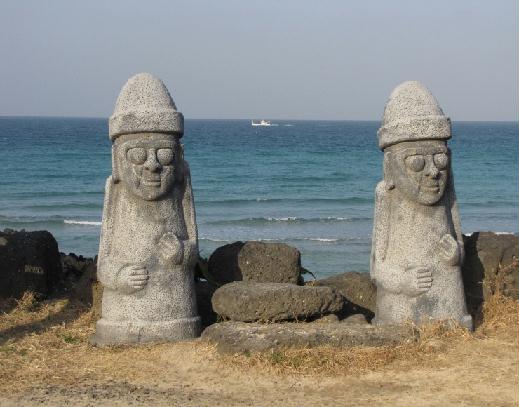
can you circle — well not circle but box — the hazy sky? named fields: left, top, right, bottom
left=1, top=1, right=517, bottom=120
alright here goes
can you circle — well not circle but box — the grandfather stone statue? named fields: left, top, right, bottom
left=92, top=73, right=201, bottom=345
left=370, top=81, right=472, bottom=329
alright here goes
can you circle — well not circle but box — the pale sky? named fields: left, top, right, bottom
left=0, top=0, right=517, bottom=120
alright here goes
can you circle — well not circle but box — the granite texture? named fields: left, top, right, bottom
left=207, top=241, right=303, bottom=285
left=92, top=73, right=200, bottom=345
left=370, top=81, right=472, bottom=330
left=109, top=73, right=184, bottom=140
left=202, top=321, right=413, bottom=354
left=377, top=81, right=451, bottom=149
left=211, top=281, right=345, bottom=322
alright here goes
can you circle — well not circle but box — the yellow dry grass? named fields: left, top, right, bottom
left=0, top=293, right=211, bottom=393
left=226, top=293, right=519, bottom=375
left=0, top=290, right=517, bottom=395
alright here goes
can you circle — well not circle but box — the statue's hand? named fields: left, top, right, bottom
left=158, top=232, right=184, bottom=265
left=117, top=264, right=149, bottom=294
left=439, top=234, right=461, bottom=266
left=401, top=266, right=432, bottom=297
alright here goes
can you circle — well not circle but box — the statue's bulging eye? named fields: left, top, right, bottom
left=127, top=148, right=147, bottom=165
left=405, top=155, right=425, bottom=172
left=434, top=153, right=448, bottom=170
left=157, top=148, right=174, bottom=165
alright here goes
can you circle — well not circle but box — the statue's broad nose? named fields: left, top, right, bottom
left=144, top=150, right=161, bottom=172
left=424, top=157, right=439, bottom=178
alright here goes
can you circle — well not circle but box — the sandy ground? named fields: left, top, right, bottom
left=0, top=295, right=517, bottom=406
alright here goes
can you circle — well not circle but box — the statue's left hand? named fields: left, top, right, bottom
left=158, top=233, right=184, bottom=264
left=439, top=234, right=461, bottom=266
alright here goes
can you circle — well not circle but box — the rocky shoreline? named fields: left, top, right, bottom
left=1, top=228, right=518, bottom=352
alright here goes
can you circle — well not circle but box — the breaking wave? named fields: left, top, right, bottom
left=205, top=216, right=370, bottom=226
left=64, top=219, right=102, bottom=226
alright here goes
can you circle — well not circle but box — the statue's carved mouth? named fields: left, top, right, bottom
left=421, top=184, right=439, bottom=192
left=142, top=178, right=161, bottom=186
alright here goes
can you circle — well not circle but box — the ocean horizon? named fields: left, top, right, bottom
left=0, top=117, right=518, bottom=279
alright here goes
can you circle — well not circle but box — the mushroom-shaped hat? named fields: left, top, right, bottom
left=377, top=81, right=451, bottom=150
left=109, top=73, right=184, bottom=140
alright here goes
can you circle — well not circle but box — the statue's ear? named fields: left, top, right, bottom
left=112, top=144, right=120, bottom=184
left=383, top=151, right=395, bottom=190
left=446, top=147, right=455, bottom=197
left=177, top=143, right=186, bottom=184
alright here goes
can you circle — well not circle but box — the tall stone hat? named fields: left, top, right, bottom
left=109, top=73, right=184, bottom=140
left=377, top=81, right=451, bottom=150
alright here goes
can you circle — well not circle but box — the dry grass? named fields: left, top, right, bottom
left=0, top=290, right=517, bottom=393
left=0, top=293, right=213, bottom=393
left=477, top=290, right=519, bottom=338
left=226, top=293, right=519, bottom=376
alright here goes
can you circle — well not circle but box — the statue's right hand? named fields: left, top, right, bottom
left=401, top=265, right=432, bottom=297
left=117, top=264, right=149, bottom=294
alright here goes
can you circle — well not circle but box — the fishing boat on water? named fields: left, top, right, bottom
left=251, top=119, right=271, bottom=127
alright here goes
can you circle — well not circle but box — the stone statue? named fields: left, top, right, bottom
left=370, top=81, right=472, bottom=329
left=92, top=73, right=201, bottom=345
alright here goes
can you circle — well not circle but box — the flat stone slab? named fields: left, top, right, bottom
left=212, top=282, right=345, bottom=322
left=202, top=321, right=414, bottom=354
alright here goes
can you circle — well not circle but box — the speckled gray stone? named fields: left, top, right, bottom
left=92, top=73, right=200, bottom=345
left=377, top=81, right=451, bottom=149
left=211, top=281, right=345, bottom=322
left=109, top=73, right=184, bottom=140
left=202, top=321, right=413, bottom=354
left=370, top=81, right=472, bottom=330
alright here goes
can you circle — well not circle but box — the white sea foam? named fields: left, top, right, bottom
left=199, top=237, right=230, bottom=242
left=465, top=231, right=515, bottom=236
left=264, top=216, right=351, bottom=222
left=267, top=216, right=298, bottom=221
left=64, top=219, right=102, bottom=226
left=304, top=238, right=339, bottom=242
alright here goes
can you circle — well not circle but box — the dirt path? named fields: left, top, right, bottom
left=0, top=336, right=517, bottom=406
left=0, top=296, right=517, bottom=406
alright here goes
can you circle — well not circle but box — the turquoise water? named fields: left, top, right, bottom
left=0, top=117, right=517, bottom=278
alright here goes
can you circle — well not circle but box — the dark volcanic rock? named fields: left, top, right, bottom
left=208, top=241, right=303, bottom=285
left=195, top=280, right=218, bottom=327
left=73, top=261, right=102, bottom=316
left=202, top=321, right=412, bottom=354
left=0, top=229, right=62, bottom=299
left=211, top=281, right=345, bottom=322
left=462, top=232, right=519, bottom=314
left=60, top=253, right=103, bottom=315
left=313, top=271, right=376, bottom=318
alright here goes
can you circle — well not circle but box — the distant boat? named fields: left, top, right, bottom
left=251, top=119, right=271, bottom=127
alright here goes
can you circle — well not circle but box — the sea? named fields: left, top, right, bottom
left=0, top=118, right=517, bottom=279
